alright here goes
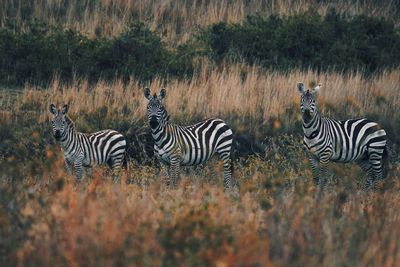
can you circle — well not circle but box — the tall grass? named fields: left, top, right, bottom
left=2, top=60, right=400, bottom=267
left=1, top=0, right=399, bottom=44
left=16, top=64, right=400, bottom=131
left=1, top=157, right=399, bottom=266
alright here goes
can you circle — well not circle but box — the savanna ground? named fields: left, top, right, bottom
left=1, top=1, right=400, bottom=267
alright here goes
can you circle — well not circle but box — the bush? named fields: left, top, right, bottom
left=1, top=9, right=399, bottom=85
left=201, top=8, right=400, bottom=74
left=0, top=21, right=193, bottom=85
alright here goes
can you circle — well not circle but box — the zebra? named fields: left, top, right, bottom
left=49, top=104, right=127, bottom=181
left=144, top=88, right=234, bottom=188
left=297, top=82, right=387, bottom=190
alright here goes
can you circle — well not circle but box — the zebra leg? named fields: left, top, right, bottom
left=154, top=151, right=172, bottom=187
left=215, top=134, right=234, bottom=188
left=318, top=159, right=330, bottom=191
left=65, top=159, right=73, bottom=174
left=218, top=151, right=234, bottom=188
left=369, top=147, right=386, bottom=181
left=160, top=163, right=171, bottom=186
left=309, top=156, right=320, bottom=185
left=74, top=161, right=83, bottom=182
left=365, top=147, right=386, bottom=190
left=357, top=159, right=374, bottom=190
left=110, top=155, right=124, bottom=183
left=169, top=155, right=181, bottom=187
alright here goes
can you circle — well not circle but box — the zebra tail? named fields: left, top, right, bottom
left=230, top=157, right=234, bottom=176
left=122, top=152, right=130, bottom=173
left=382, top=144, right=389, bottom=179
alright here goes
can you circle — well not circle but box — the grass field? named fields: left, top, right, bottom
left=2, top=165, right=400, bottom=266
left=14, top=65, right=400, bottom=125
left=1, top=65, right=400, bottom=266
left=1, top=0, right=400, bottom=266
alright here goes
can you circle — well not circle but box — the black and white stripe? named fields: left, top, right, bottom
left=144, top=88, right=234, bottom=188
left=50, top=104, right=127, bottom=181
left=297, top=83, right=387, bottom=190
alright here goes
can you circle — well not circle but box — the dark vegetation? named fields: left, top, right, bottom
left=0, top=9, right=399, bottom=85
left=0, top=21, right=193, bottom=85
left=202, top=9, right=400, bottom=74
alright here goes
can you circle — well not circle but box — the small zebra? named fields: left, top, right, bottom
left=144, top=88, right=234, bottom=188
left=297, top=82, right=387, bottom=190
left=50, top=104, right=127, bottom=181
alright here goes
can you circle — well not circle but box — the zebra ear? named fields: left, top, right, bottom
left=159, top=88, right=166, bottom=100
left=50, top=104, right=57, bottom=115
left=61, top=104, right=69, bottom=115
left=297, top=82, right=306, bottom=94
left=144, top=87, right=152, bottom=100
left=312, top=84, right=321, bottom=93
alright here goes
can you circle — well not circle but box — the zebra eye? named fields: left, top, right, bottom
left=310, top=132, right=318, bottom=138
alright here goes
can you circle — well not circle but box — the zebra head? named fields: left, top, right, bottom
left=297, top=82, right=321, bottom=120
left=144, top=88, right=168, bottom=129
left=49, top=104, right=69, bottom=140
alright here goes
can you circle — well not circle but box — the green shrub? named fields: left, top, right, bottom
left=201, top=8, right=400, bottom=74
left=1, top=9, right=399, bottom=85
left=0, top=21, right=193, bottom=85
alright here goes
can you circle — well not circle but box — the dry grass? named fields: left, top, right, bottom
left=1, top=0, right=398, bottom=44
left=2, top=66, right=400, bottom=265
left=15, top=64, right=400, bottom=129
left=2, top=60, right=400, bottom=267
left=1, top=153, right=400, bottom=266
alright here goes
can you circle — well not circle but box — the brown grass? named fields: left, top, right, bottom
left=1, top=0, right=398, bottom=44
left=2, top=155, right=400, bottom=266
left=2, top=61, right=400, bottom=267
left=2, top=65, right=400, bottom=265
left=15, top=64, right=400, bottom=128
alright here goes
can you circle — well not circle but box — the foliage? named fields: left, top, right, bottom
left=201, top=8, right=400, bottom=74
left=1, top=8, right=400, bottom=85
left=0, top=21, right=193, bottom=85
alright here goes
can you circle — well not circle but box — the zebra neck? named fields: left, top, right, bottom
left=302, top=111, right=321, bottom=137
left=59, top=123, right=78, bottom=152
left=151, top=122, right=172, bottom=146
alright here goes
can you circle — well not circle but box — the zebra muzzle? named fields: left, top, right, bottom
left=304, top=110, right=314, bottom=116
left=54, top=131, right=61, bottom=140
left=150, top=117, right=158, bottom=128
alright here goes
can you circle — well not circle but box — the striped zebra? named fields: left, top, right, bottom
left=50, top=104, right=127, bottom=181
left=297, top=82, right=387, bottom=190
left=144, top=88, right=234, bottom=188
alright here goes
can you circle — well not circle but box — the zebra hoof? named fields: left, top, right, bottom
left=363, top=181, right=375, bottom=192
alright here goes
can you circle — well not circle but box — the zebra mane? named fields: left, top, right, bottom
left=64, top=115, right=75, bottom=129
